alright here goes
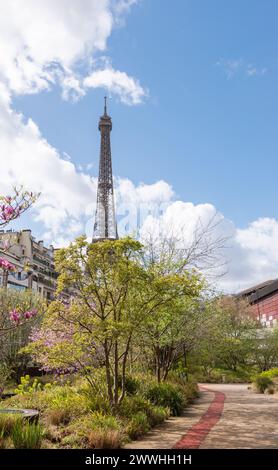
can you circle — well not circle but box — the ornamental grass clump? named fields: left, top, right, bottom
left=0, top=413, right=23, bottom=437
left=64, top=411, right=122, bottom=449
left=144, top=382, right=185, bottom=416
left=11, top=421, right=43, bottom=449
left=254, top=375, right=274, bottom=393
left=126, top=411, right=150, bottom=440
left=145, top=405, right=170, bottom=427
left=88, top=429, right=121, bottom=449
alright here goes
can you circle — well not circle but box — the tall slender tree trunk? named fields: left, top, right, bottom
left=114, top=340, right=119, bottom=407
left=183, top=345, right=189, bottom=381
left=104, top=339, right=113, bottom=406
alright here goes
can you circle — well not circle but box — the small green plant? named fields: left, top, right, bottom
left=126, top=412, right=150, bottom=440
left=11, top=421, right=43, bottom=449
left=14, top=375, right=50, bottom=395
left=254, top=375, right=273, bottom=393
left=145, top=383, right=185, bottom=416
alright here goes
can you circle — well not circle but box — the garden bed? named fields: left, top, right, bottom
left=0, top=375, right=198, bottom=449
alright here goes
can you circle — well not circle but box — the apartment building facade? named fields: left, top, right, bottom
left=0, top=229, right=57, bottom=300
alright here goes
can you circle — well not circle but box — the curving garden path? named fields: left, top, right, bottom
left=125, top=384, right=278, bottom=449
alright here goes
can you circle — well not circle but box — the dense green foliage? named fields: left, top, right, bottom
left=2, top=230, right=278, bottom=449
left=253, top=368, right=278, bottom=393
left=144, top=382, right=185, bottom=416
left=11, top=421, right=43, bottom=449
left=0, top=374, right=196, bottom=448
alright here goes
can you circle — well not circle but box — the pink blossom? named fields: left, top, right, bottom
left=0, top=257, right=15, bottom=271
left=24, top=311, right=32, bottom=319
left=9, top=309, right=21, bottom=324
left=1, top=205, right=15, bottom=221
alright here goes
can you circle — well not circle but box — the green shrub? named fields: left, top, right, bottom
left=46, top=386, right=89, bottom=423
left=89, top=412, right=120, bottom=431
left=126, top=412, right=150, bottom=440
left=183, top=382, right=199, bottom=401
left=167, top=370, right=189, bottom=386
left=145, top=383, right=185, bottom=416
left=118, top=395, right=169, bottom=429
left=254, top=375, right=273, bottom=393
left=12, top=421, right=43, bottom=449
left=145, top=405, right=170, bottom=427
left=258, top=368, right=278, bottom=380
left=118, top=375, right=140, bottom=395
left=118, top=395, right=150, bottom=417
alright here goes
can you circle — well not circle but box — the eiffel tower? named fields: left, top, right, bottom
left=92, top=98, right=118, bottom=241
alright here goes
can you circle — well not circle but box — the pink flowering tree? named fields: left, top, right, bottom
left=24, top=300, right=104, bottom=391
left=0, top=288, right=44, bottom=387
left=0, top=187, right=38, bottom=227
left=0, top=186, right=39, bottom=287
left=0, top=187, right=41, bottom=389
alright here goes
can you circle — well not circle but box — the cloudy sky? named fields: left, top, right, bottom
left=1, top=0, right=278, bottom=293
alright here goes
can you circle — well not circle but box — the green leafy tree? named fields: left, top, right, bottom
left=191, top=296, right=258, bottom=375
left=26, top=236, right=203, bottom=408
left=251, top=327, right=278, bottom=372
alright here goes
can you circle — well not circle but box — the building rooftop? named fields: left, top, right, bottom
left=237, top=279, right=278, bottom=304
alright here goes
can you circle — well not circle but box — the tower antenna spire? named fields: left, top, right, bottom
left=104, top=96, right=107, bottom=115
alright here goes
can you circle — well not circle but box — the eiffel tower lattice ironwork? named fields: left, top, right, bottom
left=92, top=97, right=118, bottom=241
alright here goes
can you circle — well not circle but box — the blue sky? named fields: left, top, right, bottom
left=12, top=0, right=278, bottom=227
left=1, top=0, right=278, bottom=291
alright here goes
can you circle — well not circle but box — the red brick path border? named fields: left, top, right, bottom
left=173, top=386, right=226, bottom=449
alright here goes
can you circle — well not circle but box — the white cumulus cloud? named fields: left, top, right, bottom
left=84, top=67, right=147, bottom=105
left=0, top=0, right=146, bottom=103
